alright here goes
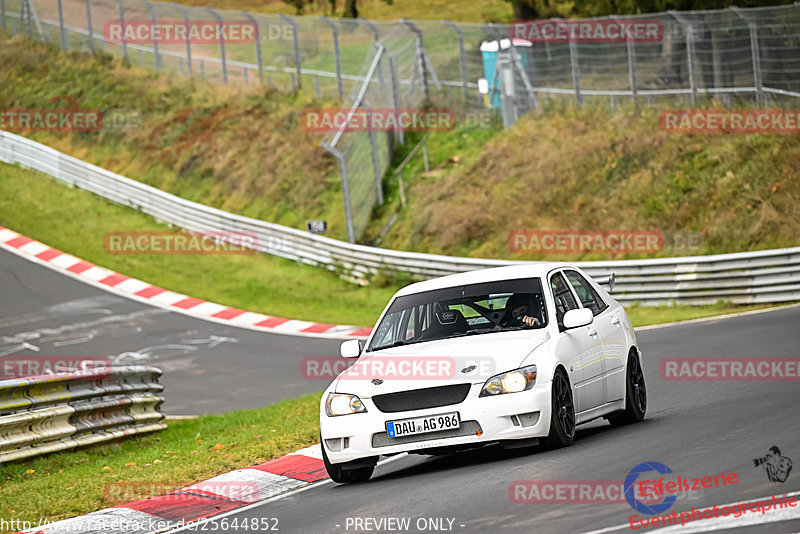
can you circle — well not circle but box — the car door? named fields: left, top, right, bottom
left=549, top=271, right=605, bottom=414
left=563, top=269, right=626, bottom=404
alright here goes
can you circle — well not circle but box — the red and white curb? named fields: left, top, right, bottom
left=22, top=445, right=328, bottom=534
left=0, top=226, right=372, bottom=339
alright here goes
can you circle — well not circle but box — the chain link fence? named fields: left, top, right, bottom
left=3, top=1, right=799, bottom=242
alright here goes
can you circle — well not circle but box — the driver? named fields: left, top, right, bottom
left=500, top=293, right=541, bottom=327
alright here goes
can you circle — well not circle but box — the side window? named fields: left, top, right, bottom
left=550, top=272, right=579, bottom=326
left=564, top=270, right=608, bottom=316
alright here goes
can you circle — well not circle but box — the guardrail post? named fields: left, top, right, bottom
left=443, top=20, right=469, bottom=102
left=144, top=1, right=161, bottom=71
left=320, top=16, right=343, bottom=100
left=322, top=142, right=355, bottom=243
left=731, top=7, right=763, bottom=106
left=242, top=11, right=263, bottom=84
left=279, top=14, right=301, bottom=90
left=84, top=0, right=95, bottom=54
left=207, top=8, right=227, bottom=82
left=172, top=3, right=192, bottom=74
left=114, top=0, right=128, bottom=59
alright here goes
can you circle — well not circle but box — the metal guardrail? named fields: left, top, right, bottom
left=0, top=365, right=166, bottom=463
left=1, top=130, right=799, bottom=306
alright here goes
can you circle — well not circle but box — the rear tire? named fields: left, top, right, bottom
left=321, top=437, right=376, bottom=483
left=541, top=368, right=575, bottom=449
left=608, top=350, right=647, bottom=426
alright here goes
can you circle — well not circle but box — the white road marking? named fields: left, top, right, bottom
left=155, top=453, right=410, bottom=534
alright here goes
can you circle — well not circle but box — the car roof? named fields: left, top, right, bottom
left=395, top=262, right=575, bottom=297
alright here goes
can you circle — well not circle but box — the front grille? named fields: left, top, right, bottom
left=371, top=383, right=472, bottom=413
left=371, top=420, right=483, bottom=448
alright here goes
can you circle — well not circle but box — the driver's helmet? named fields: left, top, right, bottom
left=505, top=293, right=531, bottom=320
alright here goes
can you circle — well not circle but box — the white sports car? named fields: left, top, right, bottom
left=320, top=263, right=646, bottom=483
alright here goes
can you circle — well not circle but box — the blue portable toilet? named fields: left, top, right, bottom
left=480, top=38, right=532, bottom=109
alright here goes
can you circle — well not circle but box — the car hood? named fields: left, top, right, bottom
left=332, top=330, right=550, bottom=397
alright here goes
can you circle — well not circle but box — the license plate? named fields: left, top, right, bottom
left=386, top=412, right=460, bottom=438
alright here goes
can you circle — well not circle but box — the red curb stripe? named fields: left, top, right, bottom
left=348, top=328, right=373, bottom=337
left=135, top=285, right=166, bottom=298
left=67, top=261, right=94, bottom=274
left=173, top=297, right=205, bottom=309
left=251, top=454, right=327, bottom=482
left=99, top=273, right=130, bottom=286
left=35, top=248, right=62, bottom=261
left=300, top=323, right=335, bottom=334
left=254, top=317, right=290, bottom=328
left=6, top=236, right=33, bottom=248
left=122, top=492, right=248, bottom=522
left=212, top=308, right=246, bottom=320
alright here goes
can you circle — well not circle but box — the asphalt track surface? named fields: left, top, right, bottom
left=3, top=246, right=800, bottom=533
left=172, top=305, right=800, bottom=534
left=0, top=247, right=342, bottom=415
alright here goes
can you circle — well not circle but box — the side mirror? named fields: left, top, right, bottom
left=563, top=308, right=594, bottom=329
left=340, top=339, right=363, bottom=359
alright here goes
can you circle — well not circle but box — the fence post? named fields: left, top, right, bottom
left=1, top=0, right=5, bottom=30
left=731, top=7, right=763, bottom=106
left=84, top=0, right=95, bottom=53
left=114, top=0, right=128, bottom=59
left=56, top=0, right=67, bottom=50
left=669, top=12, right=696, bottom=106
left=386, top=48, right=403, bottom=145
left=172, top=4, right=192, bottom=74
left=401, top=18, right=430, bottom=101
left=144, top=1, right=161, bottom=71
left=322, top=142, right=355, bottom=243
left=443, top=20, right=469, bottom=102
left=320, top=16, right=343, bottom=100
left=564, top=19, right=582, bottom=107
left=610, top=15, right=637, bottom=112
left=363, top=105, right=384, bottom=205
left=279, top=14, right=301, bottom=90
left=242, top=11, right=263, bottom=85
left=207, top=8, right=227, bottom=82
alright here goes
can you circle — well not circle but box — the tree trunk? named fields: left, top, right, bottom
left=344, top=0, right=358, bottom=18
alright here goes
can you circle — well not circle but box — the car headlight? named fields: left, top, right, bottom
left=479, top=365, right=537, bottom=397
left=325, top=393, right=367, bottom=416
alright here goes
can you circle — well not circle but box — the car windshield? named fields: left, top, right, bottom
left=368, top=278, right=548, bottom=351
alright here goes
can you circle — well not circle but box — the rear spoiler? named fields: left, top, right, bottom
left=594, top=272, right=616, bottom=293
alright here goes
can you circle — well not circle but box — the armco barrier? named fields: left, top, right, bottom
left=0, top=366, right=166, bottom=463
left=1, top=130, right=799, bottom=305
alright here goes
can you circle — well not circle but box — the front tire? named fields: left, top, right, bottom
left=541, top=368, right=575, bottom=449
left=608, top=350, right=647, bottom=426
left=321, top=437, right=376, bottom=483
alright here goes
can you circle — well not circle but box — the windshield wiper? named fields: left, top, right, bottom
left=372, top=340, right=410, bottom=351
